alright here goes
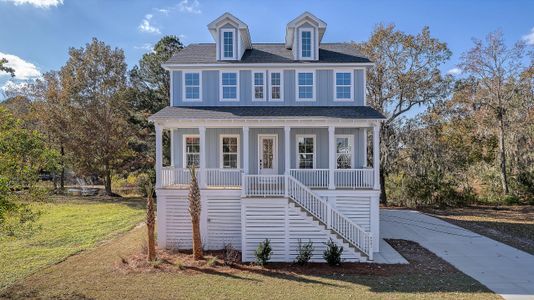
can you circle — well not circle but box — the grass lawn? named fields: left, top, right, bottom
left=1, top=224, right=498, bottom=300
left=426, top=205, right=534, bottom=255
left=0, top=195, right=145, bottom=290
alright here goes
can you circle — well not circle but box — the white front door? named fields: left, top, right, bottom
left=258, top=135, right=278, bottom=175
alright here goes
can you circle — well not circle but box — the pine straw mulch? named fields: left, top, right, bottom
left=115, top=239, right=460, bottom=277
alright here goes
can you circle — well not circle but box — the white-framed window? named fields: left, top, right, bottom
left=335, top=135, right=354, bottom=169
left=220, top=134, right=240, bottom=169
left=296, top=135, right=316, bottom=169
left=220, top=71, right=239, bottom=101
left=296, top=71, right=315, bottom=101
left=252, top=71, right=265, bottom=101
left=183, top=72, right=201, bottom=101
left=183, top=135, right=200, bottom=168
left=334, top=71, right=353, bottom=101
left=221, top=29, right=236, bottom=60
left=269, top=71, right=283, bottom=101
left=299, top=28, right=313, bottom=59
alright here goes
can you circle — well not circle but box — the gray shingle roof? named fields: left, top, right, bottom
left=149, top=106, right=385, bottom=121
left=165, top=43, right=371, bottom=65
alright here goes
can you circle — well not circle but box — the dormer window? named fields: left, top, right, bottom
left=300, top=29, right=312, bottom=59
left=222, top=29, right=235, bottom=59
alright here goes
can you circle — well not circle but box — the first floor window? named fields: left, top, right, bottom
left=297, top=135, right=315, bottom=169
left=253, top=72, right=265, bottom=100
left=270, top=72, right=282, bottom=100
left=335, top=72, right=352, bottom=100
left=298, top=72, right=314, bottom=100
left=221, top=135, right=239, bottom=168
left=221, top=72, right=238, bottom=100
left=184, top=136, right=200, bottom=167
left=184, top=72, right=200, bottom=100
left=336, top=136, right=353, bottom=169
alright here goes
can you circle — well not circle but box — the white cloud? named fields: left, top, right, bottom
left=447, top=67, right=462, bottom=76
left=2, top=0, right=63, bottom=8
left=1, top=80, right=30, bottom=94
left=522, top=27, right=534, bottom=45
left=0, top=52, right=41, bottom=80
left=178, top=0, right=201, bottom=14
left=154, top=8, right=169, bottom=14
left=134, top=43, right=154, bottom=52
left=138, top=14, right=161, bottom=34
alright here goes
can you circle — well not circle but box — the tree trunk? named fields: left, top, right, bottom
left=192, top=215, right=203, bottom=260
left=379, top=167, right=387, bottom=206
left=60, top=144, right=65, bottom=191
left=146, top=184, right=156, bottom=262
left=498, top=116, right=510, bottom=195
left=104, top=163, right=112, bottom=195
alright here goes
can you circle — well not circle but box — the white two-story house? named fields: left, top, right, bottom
left=149, top=12, right=385, bottom=262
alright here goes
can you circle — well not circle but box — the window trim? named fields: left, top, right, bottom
left=220, top=71, right=240, bottom=102
left=298, top=28, right=314, bottom=60
left=335, top=134, right=354, bottom=169
left=182, top=72, right=202, bottom=102
left=296, top=134, right=316, bottom=169
left=296, top=70, right=316, bottom=102
left=334, top=70, right=354, bottom=102
left=219, top=134, right=241, bottom=169
left=183, top=134, right=200, bottom=168
left=221, top=28, right=237, bottom=60
left=268, top=70, right=284, bottom=102
left=251, top=71, right=266, bottom=102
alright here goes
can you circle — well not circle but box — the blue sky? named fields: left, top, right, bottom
left=1, top=0, right=533, bottom=99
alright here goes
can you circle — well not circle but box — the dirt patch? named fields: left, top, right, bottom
left=116, top=239, right=464, bottom=277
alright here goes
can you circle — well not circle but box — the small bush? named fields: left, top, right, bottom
left=206, top=256, right=217, bottom=267
left=255, top=238, right=272, bottom=266
left=504, top=195, right=521, bottom=205
left=294, top=239, right=314, bottom=265
left=323, top=238, right=343, bottom=266
left=223, top=243, right=240, bottom=266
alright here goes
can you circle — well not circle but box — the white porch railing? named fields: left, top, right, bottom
left=334, top=168, right=374, bottom=189
left=243, top=174, right=373, bottom=260
left=290, top=169, right=329, bottom=188
left=206, top=168, right=242, bottom=187
left=161, top=167, right=192, bottom=187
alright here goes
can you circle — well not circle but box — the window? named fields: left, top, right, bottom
left=269, top=72, right=282, bottom=101
left=184, top=135, right=200, bottom=168
left=222, top=29, right=234, bottom=59
left=301, top=30, right=312, bottom=58
left=297, top=135, right=315, bottom=169
left=220, top=135, right=240, bottom=168
left=336, top=135, right=353, bottom=169
left=297, top=72, right=314, bottom=101
left=252, top=72, right=265, bottom=101
left=221, top=72, right=238, bottom=101
left=335, top=72, right=352, bottom=101
left=184, top=72, right=201, bottom=101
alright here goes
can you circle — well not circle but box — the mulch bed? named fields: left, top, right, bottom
left=116, top=239, right=462, bottom=277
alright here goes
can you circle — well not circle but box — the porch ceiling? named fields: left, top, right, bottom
left=149, top=106, right=386, bottom=123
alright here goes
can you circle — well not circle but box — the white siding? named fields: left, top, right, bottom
left=335, top=196, right=371, bottom=231
left=206, top=196, right=242, bottom=250
left=163, top=194, right=192, bottom=249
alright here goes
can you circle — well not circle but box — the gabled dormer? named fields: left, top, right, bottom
left=285, top=12, right=327, bottom=61
left=208, top=12, right=252, bottom=61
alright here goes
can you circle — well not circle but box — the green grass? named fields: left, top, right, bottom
left=0, top=195, right=145, bottom=290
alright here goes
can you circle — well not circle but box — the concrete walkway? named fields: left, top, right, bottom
left=381, top=209, right=534, bottom=300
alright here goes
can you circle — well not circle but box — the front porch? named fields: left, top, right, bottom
left=155, top=124, right=381, bottom=192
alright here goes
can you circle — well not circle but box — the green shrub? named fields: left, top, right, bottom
left=504, top=195, right=521, bottom=206
left=294, top=239, right=314, bottom=265
left=255, top=238, right=272, bottom=266
left=323, top=238, right=343, bottom=266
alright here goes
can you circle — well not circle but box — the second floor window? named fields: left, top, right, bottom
left=223, top=30, right=234, bottom=58
left=297, top=72, right=314, bottom=101
left=184, top=135, right=200, bottom=168
left=301, top=30, right=312, bottom=58
left=336, top=136, right=353, bottom=169
left=335, top=72, right=352, bottom=100
left=221, top=135, right=240, bottom=169
left=221, top=72, right=238, bottom=101
left=297, top=135, right=315, bottom=169
left=270, top=72, right=282, bottom=101
left=253, top=72, right=265, bottom=101
left=184, top=72, right=200, bottom=101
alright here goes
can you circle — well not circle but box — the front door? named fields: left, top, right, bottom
left=258, top=135, right=278, bottom=175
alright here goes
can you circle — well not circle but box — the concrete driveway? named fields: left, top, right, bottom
left=381, top=209, right=534, bottom=300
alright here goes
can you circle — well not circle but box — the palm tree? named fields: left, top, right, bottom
left=145, top=183, right=156, bottom=261
left=188, top=166, right=203, bottom=260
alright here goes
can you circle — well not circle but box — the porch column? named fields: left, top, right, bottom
left=199, top=126, right=207, bottom=189
left=155, top=125, right=163, bottom=188
left=328, top=126, right=336, bottom=190
left=170, top=128, right=175, bottom=167
left=284, top=126, right=291, bottom=175
left=373, top=123, right=380, bottom=190
left=242, top=126, right=249, bottom=174
left=363, top=128, right=368, bottom=167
